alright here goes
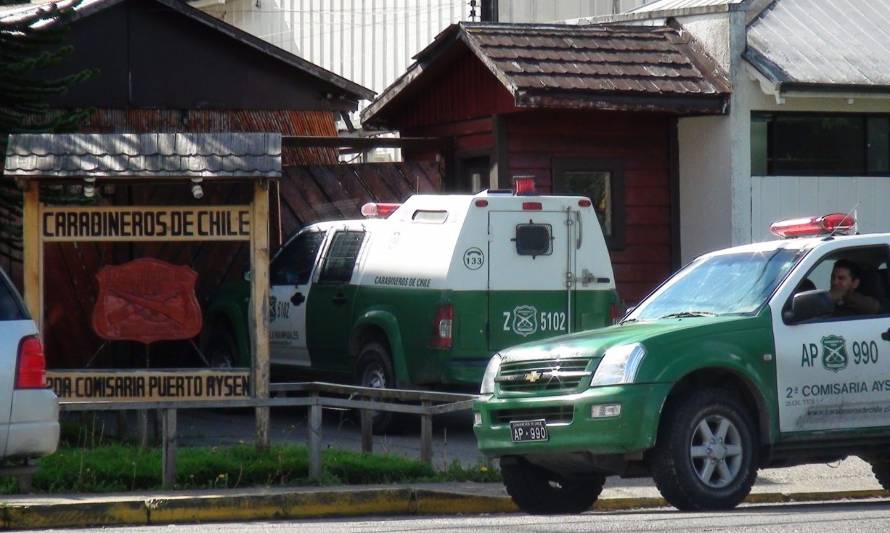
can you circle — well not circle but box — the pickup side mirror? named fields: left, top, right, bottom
left=785, top=289, right=834, bottom=323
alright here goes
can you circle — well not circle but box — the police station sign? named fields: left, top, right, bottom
left=47, top=370, right=250, bottom=402
left=41, top=205, right=251, bottom=242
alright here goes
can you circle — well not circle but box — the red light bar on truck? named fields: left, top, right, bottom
left=513, top=176, right=536, bottom=196
left=361, top=202, right=401, bottom=218
left=769, top=213, right=857, bottom=239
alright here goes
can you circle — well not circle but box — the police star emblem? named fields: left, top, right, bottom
left=821, top=335, right=848, bottom=373
left=525, top=371, right=542, bottom=383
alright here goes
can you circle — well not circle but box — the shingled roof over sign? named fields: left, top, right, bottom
left=362, top=22, right=730, bottom=127
left=4, top=133, right=281, bottom=179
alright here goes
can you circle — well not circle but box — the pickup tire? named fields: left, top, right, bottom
left=649, top=389, right=757, bottom=511
left=501, top=459, right=604, bottom=514
left=355, top=342, right=396, bottom=435
left=207, top=326, right=238, bottom=368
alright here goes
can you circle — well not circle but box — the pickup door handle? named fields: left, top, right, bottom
left=882, top=328, right=890, bottom=342
left=332, top=293, right=348, bottom=306
left=290, top=292, right=305, bottom=306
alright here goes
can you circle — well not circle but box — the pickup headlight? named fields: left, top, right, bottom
left=591, top=343, right=646, bottom=387
left=480, top=354, right=502, bottom=395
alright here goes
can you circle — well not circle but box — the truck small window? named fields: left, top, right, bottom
left=319, top=231, right=365, bottom=283
left=412, top=210, right=448, bottom=223
left=515, top=224, right=552, bottom=257
left=271, top=231, right=325, bottom=286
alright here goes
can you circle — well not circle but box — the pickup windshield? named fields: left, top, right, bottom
left=629, top=249, right=804, bottom=321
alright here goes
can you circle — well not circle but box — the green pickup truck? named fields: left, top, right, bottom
left=475, top=214, right=890, bottom=513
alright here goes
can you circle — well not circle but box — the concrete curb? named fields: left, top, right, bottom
left=2, top=488, right=888, bottom=529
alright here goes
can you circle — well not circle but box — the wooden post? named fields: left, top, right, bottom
left=22, top=181, right=42, bottom=329
left=420, top=400, right=433, bottom=466
left=308, top=394, right=322, bottom=480
left=161, top=408, right=177, bottom=488
left=137, top=410, right=149, bottom=449
left=360, top=409, right=373, bottom=453
left=251, top=180, right=271, bottom=449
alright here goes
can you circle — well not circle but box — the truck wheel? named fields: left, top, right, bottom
left=356, top=342, right=396, bottom=435
left=501, top=459, right=604, bottom=514
left=649, top=389, right=757, bottom=511
left=208, top=327, right=238, bottom=368
left=868, top=458, right=890, bottom=490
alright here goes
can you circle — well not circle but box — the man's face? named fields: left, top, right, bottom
left=831, top=266, right=859, bottom=294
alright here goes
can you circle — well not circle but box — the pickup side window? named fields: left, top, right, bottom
left=515, top=223, right=553, bottom=257
left=270, top=231, right=325, bottom=286
left=0, top=270, right=28, bottom=321
left=318, top=231, right=365, bottom=284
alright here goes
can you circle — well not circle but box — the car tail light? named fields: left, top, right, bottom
left=522, top=202, right=542, bottom=211
left=430, top=303, right=453, bottom=349
left=578, top=199, right=592, bottom=208
left=16, top=336, right=46, bottom=389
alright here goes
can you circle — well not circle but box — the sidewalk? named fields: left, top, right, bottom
left=2, top=458, right=886, bottom=529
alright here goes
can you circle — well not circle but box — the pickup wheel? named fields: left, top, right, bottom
left=649, top=389, right=758, bottom=511
left=355, top=342, right=396, bottom=435
left=207, top=326, right=238, bottom=368
left=501, top=459, right=604, bottom=514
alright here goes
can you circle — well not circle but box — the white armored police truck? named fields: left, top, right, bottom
left=204, top=184, right=618, bottom=421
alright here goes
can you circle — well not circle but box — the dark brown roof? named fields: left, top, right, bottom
left=363, top=23, right=730, bottom=126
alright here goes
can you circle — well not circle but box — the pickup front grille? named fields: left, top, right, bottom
left=491, top=406, right=574, bottom=425
left=496, top=357, right=591, bottom=394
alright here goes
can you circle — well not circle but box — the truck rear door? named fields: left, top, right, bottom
left=488, top=207, right=576, bottom=351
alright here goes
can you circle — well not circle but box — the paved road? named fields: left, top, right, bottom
left=41, top=500, right=890, bottom=532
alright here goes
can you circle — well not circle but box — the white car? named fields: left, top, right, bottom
left=0, top=268, right=58, bottom=463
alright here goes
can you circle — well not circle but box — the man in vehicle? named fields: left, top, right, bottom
left=830, top=259, right=881, bottom=316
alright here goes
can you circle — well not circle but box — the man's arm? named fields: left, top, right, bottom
left=843, top=291, right=881, bottom=314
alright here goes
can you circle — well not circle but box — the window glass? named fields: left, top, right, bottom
left=751, top=115, right=769, bottom=176
left=772, top=115, right=864, bottom=175
left=318, top=231, right=365, bottom=283
left=412, top=210, right=448, bottom=223
left=631, top=249, right=803, bottom=320
left=868, top=117, right=890, bottom=174
left=0, top=270, right=27, bottom=321
left=515, top=224, right=552, bottom=257
left=560, top=170, right=612, bottom=236
left=270, top=231, right=325, bottom=286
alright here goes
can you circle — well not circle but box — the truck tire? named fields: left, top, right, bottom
left=208, top=326, right=238, bottom=368
left=868, top=458, right=890, bottom=490
left=501, top=459, right=604, bottom=514
left=356, top=342, right=396, bottom=435
left=649, top=389, right=758, bottom=511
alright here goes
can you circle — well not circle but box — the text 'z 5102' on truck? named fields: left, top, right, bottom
left=475, top=213, right=890, bottom=513
left=204, top=184, right=617, bottom=431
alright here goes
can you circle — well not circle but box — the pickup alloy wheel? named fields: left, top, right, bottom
left=501, top=458, right=605, bottom=514
left=356, top=342, right=395, bottom=435
left=650, top=388, right=758, bottom=511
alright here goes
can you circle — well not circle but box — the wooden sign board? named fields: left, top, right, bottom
left=47, top=369, right=250, bottom=402
left=41, top=205, right=251, bottom=242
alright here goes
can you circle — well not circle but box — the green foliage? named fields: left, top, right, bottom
left=0, top=443, right=500, bottom=494
left=0, top=0, right=97, bottom=261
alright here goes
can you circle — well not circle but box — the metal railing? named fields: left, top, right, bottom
left=59, top=382, right=479, bottom=488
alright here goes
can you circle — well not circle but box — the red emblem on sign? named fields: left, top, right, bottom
left=92, top=258, right=203, bottom=344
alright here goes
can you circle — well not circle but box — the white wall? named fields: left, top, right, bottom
left=499, top=0, right=651, bottom=23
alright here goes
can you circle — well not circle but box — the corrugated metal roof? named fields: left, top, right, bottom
left=746, top=0, right=890, bottom=90
left=4, top=133, right=282, bottom=178
left=630, top=0, right=744, bottom=12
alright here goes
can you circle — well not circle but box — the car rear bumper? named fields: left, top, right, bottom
left=5, top=389, right=59, bottom=460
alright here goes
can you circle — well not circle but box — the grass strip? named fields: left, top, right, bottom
left=0, top=443, right=500, bottom=494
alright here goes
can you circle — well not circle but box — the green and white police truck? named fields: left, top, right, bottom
left=474, top=213, right=890, bottom=513
left=204, top=187, right=617, bottom=425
